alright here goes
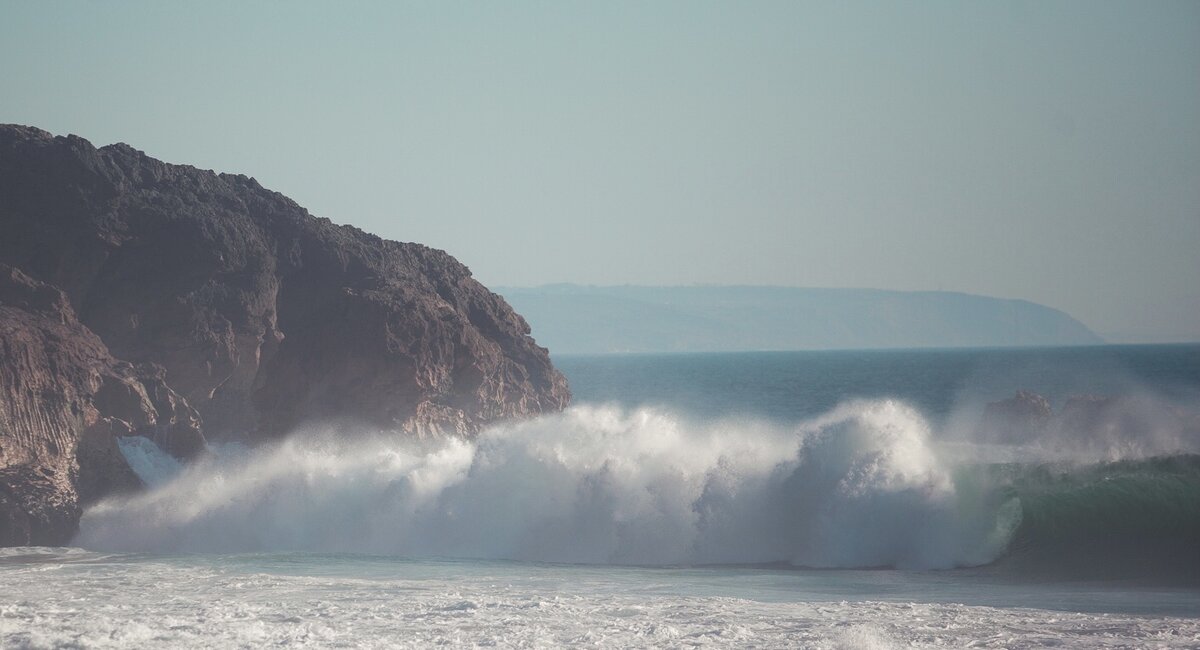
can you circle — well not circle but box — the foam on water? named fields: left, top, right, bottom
left=1, top=550, right=1197, bottom=649
left=16, top=348, right=1198, bottom=647
left=79, top=400, right=1018, bottom=569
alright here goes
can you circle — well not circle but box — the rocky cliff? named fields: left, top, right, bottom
left=0, top=124, right=569, bottom=544
left=0, top=265, right=204, bottom=544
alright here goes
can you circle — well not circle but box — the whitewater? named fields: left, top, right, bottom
left=3, top=548, right=1198, bottom=649
left=3, top=345, right=1199, bottom=648
left=77, top=400, right=1021, bottom=568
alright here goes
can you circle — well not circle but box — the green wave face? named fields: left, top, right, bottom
left=974, top=455, right=1200, bottom=584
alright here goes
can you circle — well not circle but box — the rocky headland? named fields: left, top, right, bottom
left=0, top=125, right=569, bottom=544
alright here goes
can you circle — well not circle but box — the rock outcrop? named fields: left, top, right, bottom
left=0, top=124, right=570, bottom=544
left=981, top=390, right=1053, bottom=444
left=0, top=265, right=204, bottom=544
left=979, top=389, right=1200, bottom=457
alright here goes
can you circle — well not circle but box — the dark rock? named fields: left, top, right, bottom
left=0, top=124, right=570, bottom=545
left=1054, top=394, right=1200, bottom=457
left=978, top=389, right=1200, bottom=457
left=0, top=465, right=80, bottom=546
left=0, top=124, right=569, bottom=440
left=0, top=264, right=205, bottom=543
left=74, top=420, right=144, bottom=508
left=986, top=390, right=1053, bottom=421
left=981, top=390, right=1053, bottom=443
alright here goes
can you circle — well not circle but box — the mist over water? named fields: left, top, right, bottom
left=75, top=346, right=1200, bottom=580
left=80, top=401, right=1015, bottom=568
left=556, top=345, right=1200, bottom=423
left=24, top=347, right=1200, bottom=649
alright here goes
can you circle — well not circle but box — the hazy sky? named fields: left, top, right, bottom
left=2, top=1, right=1197, bottom=341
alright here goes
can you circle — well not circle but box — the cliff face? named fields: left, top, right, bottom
left=0, top=265, right=204, bottom=544
left=0, top=125, right=569, bottom=543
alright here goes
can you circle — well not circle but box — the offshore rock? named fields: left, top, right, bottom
left=0, top=265, right=204, bottom=544
left=0, top=125, right=570, bottom=440
left=981, top=390, right=1053, bottom=443
left=980, top=389, right=1200, bottom=458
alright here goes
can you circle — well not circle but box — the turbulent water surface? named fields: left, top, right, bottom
left=3, top=345, right=1199, bottom=648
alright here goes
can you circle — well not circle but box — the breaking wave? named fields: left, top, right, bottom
left=76, top=400, right=1200, bottom=580
left=985, top=454, right=1200, bottom=583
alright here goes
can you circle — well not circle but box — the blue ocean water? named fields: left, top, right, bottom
left=557, top=344, right=1200, bottom=425
left=3, top=345, right=1199, bottom=648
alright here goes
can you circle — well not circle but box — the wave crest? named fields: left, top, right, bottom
left=77, top=400, right=1020, bottom=569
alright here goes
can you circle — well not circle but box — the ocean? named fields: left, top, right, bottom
left=2, top=345, right=1199, bottom=648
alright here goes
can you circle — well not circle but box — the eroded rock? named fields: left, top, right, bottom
left=0, top=125, right=569, bottom=441
left=0, top=124, right=570, bottom=545
left=0, top=265, right=206, bottom=543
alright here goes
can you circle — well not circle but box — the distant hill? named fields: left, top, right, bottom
left=498, top=285, right=1104, bottom=354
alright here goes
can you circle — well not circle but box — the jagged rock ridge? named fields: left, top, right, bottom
left=0, top=125, right=570, bottom=544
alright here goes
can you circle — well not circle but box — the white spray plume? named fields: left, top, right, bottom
left=79, top=400, right=1021, bottom=568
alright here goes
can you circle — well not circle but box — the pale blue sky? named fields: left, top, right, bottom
left=2, top=1, right=1197, bottom=341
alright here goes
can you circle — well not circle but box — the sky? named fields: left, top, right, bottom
left=1, top=1, right=1197, bottom=342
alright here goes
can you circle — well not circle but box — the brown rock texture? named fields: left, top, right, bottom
left=0, top=124, right=569, bottom=440
left=0, top=124, right=571, bottom=546
left=0, top=124, right=569, bottom=544
left=0, top=265, right=204, bottom=544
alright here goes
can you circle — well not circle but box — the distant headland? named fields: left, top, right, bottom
left=499, top=284, right=1104, bottom=354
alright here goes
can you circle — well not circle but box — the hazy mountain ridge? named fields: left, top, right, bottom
left=500, top=284, right=1104, bottom=354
